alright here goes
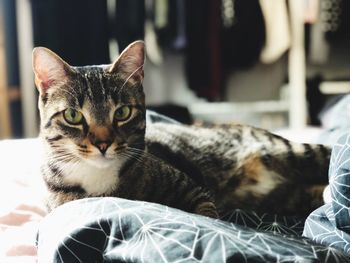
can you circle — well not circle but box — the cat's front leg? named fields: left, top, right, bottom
left=168, top=180, right=219, bottom=218
left=45, top=190, right=87, bottom=212
left=120, top=153, right=219, bottom=218
left=144, top=161, right=219, bottom=218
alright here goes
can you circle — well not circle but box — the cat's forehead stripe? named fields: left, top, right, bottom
left=80, top=68, right=137, bottom=106
left=98, top=73, right=106, bottom=97
left=80, top=69, right=107, bottom=104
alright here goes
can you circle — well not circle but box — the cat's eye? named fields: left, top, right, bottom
left=114, top=106, right=132, bottom=122
left=63, top=109, right=83, bottom=125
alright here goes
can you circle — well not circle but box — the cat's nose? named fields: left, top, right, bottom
left=88, top=126, right=113, bottom=155
left=94, top=141, right=112, bottom=155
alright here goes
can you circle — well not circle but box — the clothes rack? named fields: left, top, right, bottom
left=16, top=0, right=307, bottom=137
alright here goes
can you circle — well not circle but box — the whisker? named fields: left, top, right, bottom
left=78, top=149, right=91, bottom=154
left=118, top=152, right=154, bottom=170
left=46, top=161, right=79, bottom=179
left=127, top=147, right=160, bottom=161
left=43, top=158, right=80, bottom=178
left=116, top=149, right=154, bottom=169
left=119, top=147, right=165, bottom=169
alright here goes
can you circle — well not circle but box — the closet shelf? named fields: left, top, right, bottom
left=320, top=81, right=350, bottom=95
left=189, top=100, right=289, bottom=129
left=189, top=100, right=289, bottom=115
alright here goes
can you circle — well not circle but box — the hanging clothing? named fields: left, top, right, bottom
left=221, top=0, right=265, bottom=70
left=185, top=0, right=265, bottom=100
left=30, top=0, right=110, bottom=66
left=114, top=0, right=145, bottom=51
left=259, top=0, right=290, bottom=64
left=184, top=0, right=222, bottom=100
left=308, top=0, right=350, bottom=72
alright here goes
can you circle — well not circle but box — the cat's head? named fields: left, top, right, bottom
left=33, top=41, right=146, bottom=168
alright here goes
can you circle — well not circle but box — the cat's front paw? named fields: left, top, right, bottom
left=194, top=202, right=219, bottom=218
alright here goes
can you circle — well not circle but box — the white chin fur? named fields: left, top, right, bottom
left=85, top=155, right=116, bottom=168
left=62, top=155, right=124, bottom=196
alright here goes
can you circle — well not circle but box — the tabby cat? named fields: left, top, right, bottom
left=33, top=41, right=330, bottom=217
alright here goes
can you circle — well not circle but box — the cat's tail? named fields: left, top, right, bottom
left=265, top=129, right=331, bottom=184
left=288, top=141, right=331, bottom=184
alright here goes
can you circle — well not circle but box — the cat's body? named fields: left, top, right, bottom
left=147, top=123, right=329, bottom=215
left=33, top=41, right=330, bottom=218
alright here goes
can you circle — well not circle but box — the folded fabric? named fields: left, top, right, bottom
left=37, top=197, right=349, bottom=262
left=304, top=132, right=350, bottom=255
left=318, top=94, right=350, bottom=146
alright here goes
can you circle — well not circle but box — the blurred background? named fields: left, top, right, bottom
left=1, top=0, right=350, bottom=140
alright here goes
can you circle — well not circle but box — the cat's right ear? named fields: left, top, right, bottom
left=32, top=47, right=72, bottom=94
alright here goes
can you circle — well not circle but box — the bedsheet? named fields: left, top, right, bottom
left=0, top=138, right=46, bottom=262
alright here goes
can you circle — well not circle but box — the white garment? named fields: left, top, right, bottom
left=259, top=0, right=291, bottom=64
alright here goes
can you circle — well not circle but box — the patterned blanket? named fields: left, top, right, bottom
left=36, top=197, right=349, bottom=262
left=304, top=132, right=350, bottom=255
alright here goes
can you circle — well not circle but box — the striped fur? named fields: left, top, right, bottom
left=33, top=41, right=330, bottom=217
left=146, top=123, right=330, bottom=215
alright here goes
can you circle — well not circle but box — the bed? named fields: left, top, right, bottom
left=1, top=110, right=350, bottom=262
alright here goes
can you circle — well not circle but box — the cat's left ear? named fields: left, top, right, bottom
left=109, top=40, right=145, bottom=83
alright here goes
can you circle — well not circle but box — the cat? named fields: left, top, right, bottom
left=33, top=41, right=331, bottom=218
